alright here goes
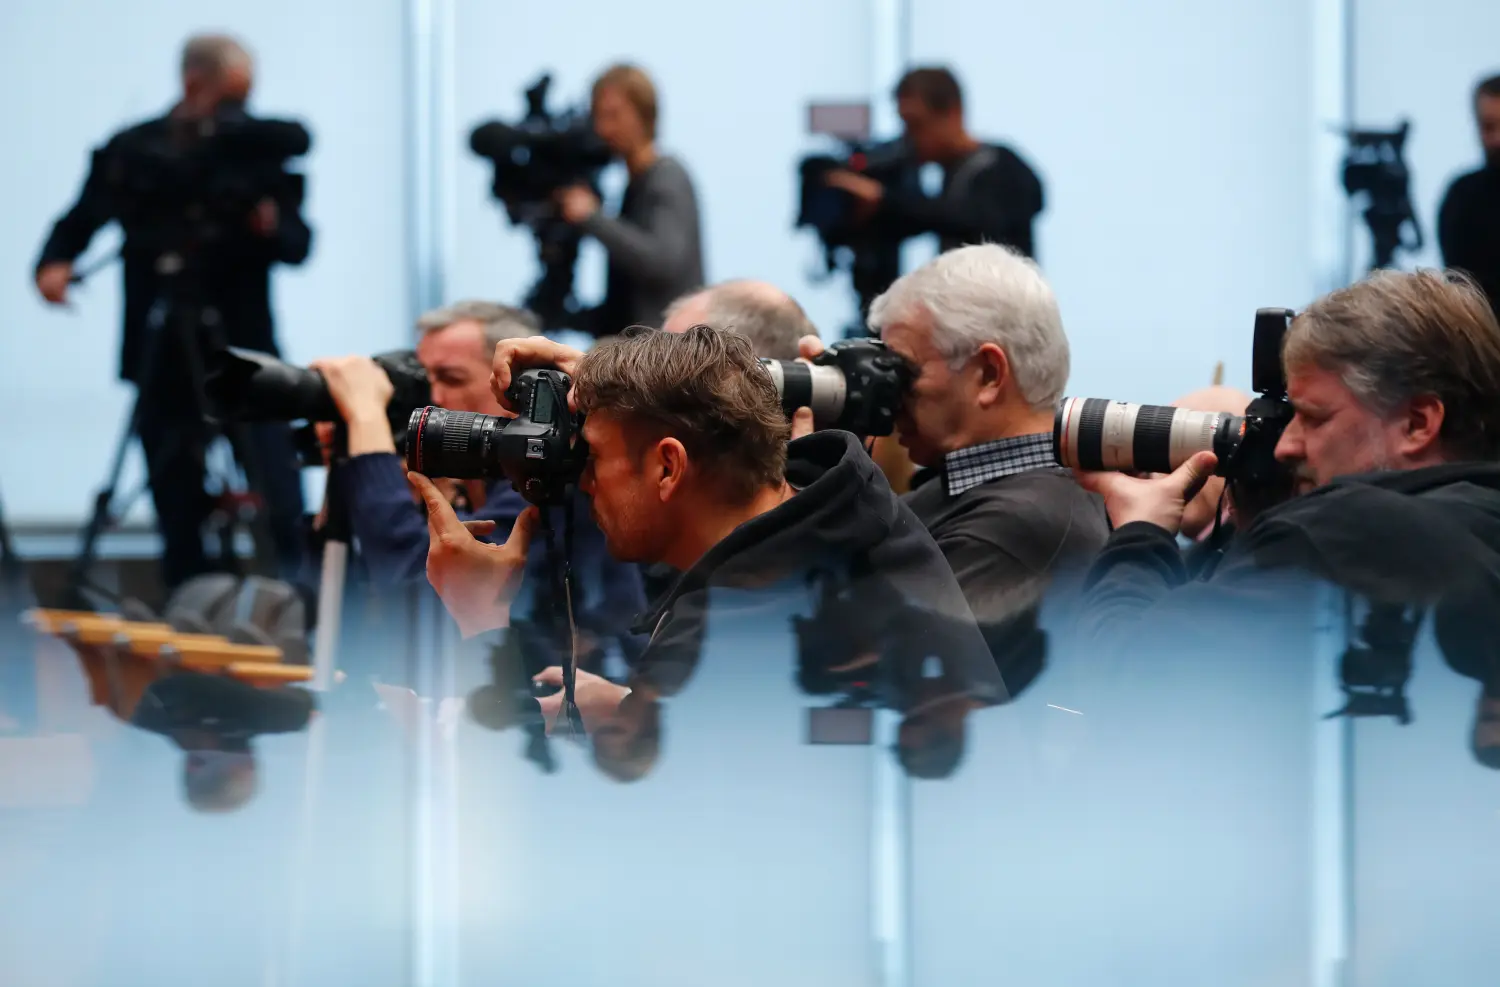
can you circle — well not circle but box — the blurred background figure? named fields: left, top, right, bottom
left=662, top=279, right=816, bottom=360
left=1438, top=72, right=1500, bottom=317
left=33, top=33, right=311, bottom=594
left=558, top=63, right=705, bottom=336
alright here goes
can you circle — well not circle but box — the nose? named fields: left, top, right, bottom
left=1274, top=417, right=1304, bottom=464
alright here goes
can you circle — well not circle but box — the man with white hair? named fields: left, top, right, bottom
left=801, top=244, right=1108, bottom=696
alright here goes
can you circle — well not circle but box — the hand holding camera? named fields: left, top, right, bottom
left=489, top=336, right=585, bottom=414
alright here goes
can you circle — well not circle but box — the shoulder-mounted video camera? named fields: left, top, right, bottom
left=1338, top=120, right=1424, bottom=271
left=406, top=367, right=584, bottom=507
left=760, top=337, right=913, bottom=437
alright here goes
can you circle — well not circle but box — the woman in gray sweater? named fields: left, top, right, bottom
left=556, top=63, right=705, bottom=335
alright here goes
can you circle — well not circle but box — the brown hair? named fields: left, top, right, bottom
left=1284, top=268, right=1500, bottom=460
left=574, top=325, right=790, bottom=503
left=593, top=63, right=659, bottom=140
left=894, top=67, right=964, bottom=114
left=1475, top=72, right=1500, bottom=108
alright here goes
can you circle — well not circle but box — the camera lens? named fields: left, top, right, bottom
left=1054, top=397, right=1243, bottom=474
left=760, top=359, right=848, bottom=425
left=406, top=406, right=509, bottom=480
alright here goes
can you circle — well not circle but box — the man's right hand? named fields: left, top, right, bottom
left=788, top=334, right=826, bottom=439
left=408, top=471, right=538, bottom=638
left=490, top=336, right=587, bottom=414
left=36, top=262, right=73, bottom=305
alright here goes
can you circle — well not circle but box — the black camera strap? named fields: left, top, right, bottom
left=540, top=504, right=585, bottom=738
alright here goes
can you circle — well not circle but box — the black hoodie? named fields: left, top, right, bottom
left=625, top=431, right=1008, bottom=712
left=1075, top=462, right=1500, bottom=697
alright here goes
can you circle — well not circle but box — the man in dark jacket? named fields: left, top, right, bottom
left=413, top=326, right=1006, bottom=781
left=310, top=300, right=646, bottom=669
left=34, top=34, right=310, bottom=590
left=1438, top=73, right=1500, bottom=317
left=1074, top=268, right=1500, bottom=769
left=825, top=66, right=1044, bottom=260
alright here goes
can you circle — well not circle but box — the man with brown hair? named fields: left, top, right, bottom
left=1076, top=269, right=1500, bottom=768
left=409, top=326, right=1005, bottom=780
left=554, top=63, right=704, bottom=334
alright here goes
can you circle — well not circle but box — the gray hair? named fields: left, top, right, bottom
left=181, top=34, right=253, bottom=79
left=868, top=243, right=1070, bottom=412
left=665, top=280, right=818, bottom=360
left=1284, top=268, right=1500, bottom=459
left=417, top=300, right=541, bottom=354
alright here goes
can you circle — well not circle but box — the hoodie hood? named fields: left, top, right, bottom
left=632, top=430, right=1006, bottom=707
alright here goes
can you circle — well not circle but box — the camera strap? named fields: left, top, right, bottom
left=541, top=505, right=585, bottom=738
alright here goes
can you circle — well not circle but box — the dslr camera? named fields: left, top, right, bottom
left=1054, top=308, right=1297, bottom=500
left=406, top=367, right=583, bottom=507
left=470, top=73, right=613, bottom=331
left=208, top=348, right=431, bottom=457
left=761, top=337, right=913, bottom=437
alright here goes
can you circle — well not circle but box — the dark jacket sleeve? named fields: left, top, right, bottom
left=260, top=171, right=313, bottom=267
left=37, top=145, right=118, bottom=269
left=1437, top=176, right=1481, bottom=275
left=1074, top=521, right=1192, bottom=642
left=581, top=163, right=699, bottom=287
left=340, top=452, right=524, bottom=589
left=879, top=146, right=1043, bottom=246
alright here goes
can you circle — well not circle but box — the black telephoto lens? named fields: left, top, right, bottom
left=406, top=407, right=509, bottom=480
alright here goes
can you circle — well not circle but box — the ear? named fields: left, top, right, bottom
left=655, top=437, right=689, bottom=502
left=973, top=342, right=1011, bottom=409
left=1397, top=394, right=1446, bottom=457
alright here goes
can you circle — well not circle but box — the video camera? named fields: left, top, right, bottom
left=104, top=105, right=311, bottom=260
left=470, top=74, right=613, bottom=331
left=761, top=337, right=913, bottom=437
left=1339, top=120, right=1423, bottom=271
left=207, top=348, right=431, bottom=458
left=405, top=367, right=583, bottom=507
left=1053, top=308, right=1298, bottom=509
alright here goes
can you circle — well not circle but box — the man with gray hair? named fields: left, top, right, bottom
left=800, top=243, right=1109, bottom=697
left=662, top=280, right=818, bottom=360
left=311, top=301, right=646, bottom=667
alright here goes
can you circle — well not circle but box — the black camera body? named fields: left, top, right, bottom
left=797, top=138, right=915, bottom=248
left=208, top=347, right=431, bottom=457
left=406, top=367, right=584, bottom=506
left=105, top=108, right=311, bottom=260
left=761, top=337, right=913, bottom=437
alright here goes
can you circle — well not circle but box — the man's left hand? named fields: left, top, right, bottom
left=556, top=186, right=600, bottom=225
left=1074, top=451, right=1218, bottom=536
left=825, top=170, right=885, bottom=206
left=309, top=356, right=394, bottom=424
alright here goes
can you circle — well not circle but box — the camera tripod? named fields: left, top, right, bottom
left=64, top=253, right=277, bottom=611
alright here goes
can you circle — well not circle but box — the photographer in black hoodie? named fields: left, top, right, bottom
left=409, top=326, right=1005, bottom=780
left=1074, top=269, right=1500, bottom=769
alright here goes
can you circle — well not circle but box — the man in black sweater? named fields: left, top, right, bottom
left=555, top=64, right=705, bottom=335
left=412, top=326, right=1005, bottom=781
left=825, top=66, right=1044, bottom=260
left=1439, top=73, right=1500, bottom=317
left=799, top=244, right=1110, bottom=696
left=1074, top=269, right=1500, bottom=769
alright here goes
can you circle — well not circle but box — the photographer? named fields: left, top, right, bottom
left=311, top=301, right=646, bottom=663
left=556, top=64, right=704, bottom=335
left=798, top=244, right=1110, bottom=697
left=1438, top=73, right=1500, bottom=317
left=1074, top=269, right=1500, bottom=767
left=412, top=326, right=1005, bottom=780
left=825, top=67, right=1044, bottom=259
left=34, top=34, right=311, bottom=590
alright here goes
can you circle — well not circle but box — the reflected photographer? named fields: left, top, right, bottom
left=414, top=326, right=1005, bottom=781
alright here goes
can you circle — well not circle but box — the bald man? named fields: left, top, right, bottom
left=1172, top=385, right=1252, bottom=542
left=662, top=280, right=817, bottom=360
left=34, top=32, right=314, bottom=592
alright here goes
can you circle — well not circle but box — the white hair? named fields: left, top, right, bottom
left=868, top=243, right=1069, bottom=411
